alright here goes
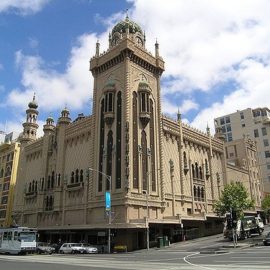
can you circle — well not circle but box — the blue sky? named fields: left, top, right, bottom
left=1, top=0, right=270, bottom=141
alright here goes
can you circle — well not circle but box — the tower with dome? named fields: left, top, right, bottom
left=12, top=17, right=227, bottom=251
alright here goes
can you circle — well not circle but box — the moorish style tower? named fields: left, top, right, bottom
left=90, top=15, right=165, bottom=220
left=20, top=94, right=39, bottom=144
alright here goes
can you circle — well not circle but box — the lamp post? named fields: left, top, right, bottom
left=88, top=167, right=112, bottom=253
left=143, top=168, right=160, bottom=250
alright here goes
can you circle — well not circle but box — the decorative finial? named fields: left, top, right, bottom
left=125, top=8, right=129, bottom=20
left=155, top=38, right=159, bottom=58
left=206, top=123, right=210, bottom=135
left=33, top=92, right=36, bottom=101
left=96, top=40, right=100, bottom=57
left=177, top=108, right=181, bottom=121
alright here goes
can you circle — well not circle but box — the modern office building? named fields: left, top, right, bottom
left=215, top=108, right=270, bottom=195
left=13, top=16, right=227, bottom=250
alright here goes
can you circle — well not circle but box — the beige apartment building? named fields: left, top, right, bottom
left=0, top=138, right=20, bottom=227
left=215, top=108, right=270, bottom=195
left=224, top=137, right=262, bottom=212
left=13, top=17, right=227, bottom=250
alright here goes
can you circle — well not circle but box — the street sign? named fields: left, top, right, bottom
left=105, top=191, right=111, bottom=211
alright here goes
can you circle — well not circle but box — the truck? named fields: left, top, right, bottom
left=223, top=215, right=264, bottom=240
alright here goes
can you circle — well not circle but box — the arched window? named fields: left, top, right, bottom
left=58, top=174, right=61, bottom=186
left=201, top=187, right=204, bottom=201
left=28, top=183, right=32, bottom=193
left=47, top=176, right=51, bottom=189
left=32, top=180, right=35, bottom=192
left=193, top=185, right=197, bottom=199
left=75, top=169, right=79, bottom=183
left=80, top=170, right=83, bottom=182
left=195, top=163, right=199, bottom=179
left=192, top=164, right=195, bottom=178
left=51, top=171, right=55, bottom=188
left=199, top=167, right=203, bottom=179
left=71, top=172, right=74, bottom=183
left=0, top=168, right=3, bottom=178
left=197, top=186, right=201, bottom=201
left=35, top=181, right=38, bottom=192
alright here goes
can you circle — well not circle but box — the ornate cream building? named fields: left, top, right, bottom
left=0, top=139, right=20, bottom=227
left=13, top=17, right=227, bottom=250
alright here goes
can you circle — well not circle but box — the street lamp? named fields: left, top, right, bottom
left=143, top=168, right=160, bottom=250
left=88, top=167, right=112, bottom=253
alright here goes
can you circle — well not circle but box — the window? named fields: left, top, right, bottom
left=265, top=151, right=270, bottom=158
left=220, top=118, right=225, bottom=125
left=225, top=116, right=230, bottom=123
left=262, top=127, right=267, bottom=136
left=1, top=196, right=8, bottom=204
left=254, top=129, right=259, bottom=138
left=242, top=123, right=245, bottom=127
left=268, top=176, right=270, bottom=182
left=229, top=152, right=234, bottom=157
left=227, top=133, right=233, bottom=142
left=264, top=139, right=269, bottom=147
left=222, top=126, right=226, bottom=133
left=226, top=125, right=231, bottom=132
left=267, top=164, right=270, bottom=170
left=240, top=112, right=244, bottom=119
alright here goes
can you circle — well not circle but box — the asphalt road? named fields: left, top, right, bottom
left=0, top=226, right=269, bottom=270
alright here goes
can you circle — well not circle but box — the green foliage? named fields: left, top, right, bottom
left=261, top=195, right=270, bottom=216
left=214, top=182, right=254, bottom=218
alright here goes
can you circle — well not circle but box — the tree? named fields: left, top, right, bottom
left=261, top=195, right=270, bottom=220
left=214, top=182, right=254, bottom=219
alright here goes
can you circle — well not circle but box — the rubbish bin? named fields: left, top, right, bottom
left=157, top=237, right=164, bottom=248
left=164, top=236, right=169, bottom=246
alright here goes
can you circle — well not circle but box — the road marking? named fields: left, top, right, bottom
left=183, top=252, right=218, bottom=270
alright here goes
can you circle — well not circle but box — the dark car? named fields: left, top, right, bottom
left=263, top=232, right=270, bottom=246
left=36, top=242, right=55, bottom=254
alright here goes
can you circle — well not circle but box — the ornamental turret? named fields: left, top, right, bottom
left=20, top=94, right=39, bottom=143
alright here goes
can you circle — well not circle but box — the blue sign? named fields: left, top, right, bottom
left=105, top=191, right=111, bottom=210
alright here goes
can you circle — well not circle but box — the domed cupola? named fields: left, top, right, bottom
left=43, top=115, right=55, bottom=134
left=109, top=15, right=145, bottom=48
left=57, top=107, right=71, bottom=125
left=28, top=94, right=38, bottom=109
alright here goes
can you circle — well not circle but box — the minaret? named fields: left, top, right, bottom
left=21, top=94, right=39, bottom=144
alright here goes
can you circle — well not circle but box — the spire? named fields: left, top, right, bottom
left=125, top=8, right=129, bottom=20
left=177, top=108, right=181, bottom=122
left=206, top=123, right=210, bottom=135
left=155, top=38, right=159, bottom=58
left=95, top=40, right=100, bottom=57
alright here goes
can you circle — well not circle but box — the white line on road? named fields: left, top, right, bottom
left=183, top=252, right=218, bottom=270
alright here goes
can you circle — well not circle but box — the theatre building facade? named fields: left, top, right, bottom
left=13, top=17, right=226, bottom=250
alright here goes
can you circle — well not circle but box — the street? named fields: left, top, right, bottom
left=0, top=227, right=269, bottom=270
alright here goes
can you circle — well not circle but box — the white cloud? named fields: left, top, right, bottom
left=7, top=32, right=109, bottom=112
left=4, top=0, right=270, bottom=137
left=127, top=0, right=270, bottom=132
left=0, top=0, right=50, bottom=14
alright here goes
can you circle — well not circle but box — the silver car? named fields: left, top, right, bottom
left=80, top=244, right=98, bottom=254
left=59, top=243, right=84, bottom=254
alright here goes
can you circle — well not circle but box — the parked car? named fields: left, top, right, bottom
left=80, top=244, right=98, bottom=254
left=263, top=232, right=270, bottom=246
left=59, top=243, right=85, bottom=254
left=36, top=242, right=55, bottom=254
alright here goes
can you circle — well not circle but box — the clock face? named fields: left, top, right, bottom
left=136, top=37, right=143, bottom=46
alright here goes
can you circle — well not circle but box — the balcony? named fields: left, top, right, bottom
left=67, top=181, right=84, bottom=191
